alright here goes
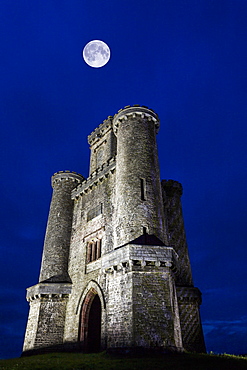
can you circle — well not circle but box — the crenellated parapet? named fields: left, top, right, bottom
left=88, top=116, right=116, bottom=175
left=52, top=171, right=85, bottom=188
left=113, top=105, right=160, bottom=135
left=88, top=116, right=113, bottom=146
left=71, top=157, right=116, bottom=199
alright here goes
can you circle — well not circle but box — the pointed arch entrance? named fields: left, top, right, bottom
left=79, top=287, right=102, bottom=352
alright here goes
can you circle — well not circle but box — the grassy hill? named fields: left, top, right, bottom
left=0, top=351, right=247, bottom=370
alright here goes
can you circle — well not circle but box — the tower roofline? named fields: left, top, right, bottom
left=162, top=179, right=183, bottom=197
left=88, top=116, right=113, bottom=146
left=71, top=156, right=116, bottom=199
left=51, top=171, right=85, bottom=187
left=113, top=105, right=160, bottom=134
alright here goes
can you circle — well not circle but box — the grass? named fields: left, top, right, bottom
left=0, top=351, right=246, bottom=370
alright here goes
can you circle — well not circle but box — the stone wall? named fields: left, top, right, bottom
left=23, top=299, right=41, bottom=352
left=23, top=282, right=71, bottom=353
left=176, top=287, right=206, bottom=352
left=63, top=160, right=116, bottom=346
left=88, top=116, right=117, bottom=175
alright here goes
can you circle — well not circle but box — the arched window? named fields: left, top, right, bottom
left=86, top=239, right=102, bottom=263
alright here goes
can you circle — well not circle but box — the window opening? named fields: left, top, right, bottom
left=91, top=242, right=96, bottom=261
left=96, top=239, right=101, bottom=260
left=87, top=204, right=102, bottom=222
left=86, top=243, right=92, bottom=263
left=140, top=178, right=146, bottom=201
left=87, top=239, right=102, bottom=263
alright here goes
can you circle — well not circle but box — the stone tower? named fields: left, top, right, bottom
left=23, top=105, right=205, bottom=355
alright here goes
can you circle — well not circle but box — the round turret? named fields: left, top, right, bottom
left=162, top=179, right=193, bottom=286
left=162, top=180, right=183, bottom=198
left=113, top=105, right=167, bottom=247
left=39, top=171, right=84, bottom=283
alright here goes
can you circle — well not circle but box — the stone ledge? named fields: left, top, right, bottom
left=86, top=259, right=101, bottom=274
left=26, top=282, right=72, bottom=302
left=100, top=244, right=178, bottom=274
left=84, top=245, right=179, bottom=276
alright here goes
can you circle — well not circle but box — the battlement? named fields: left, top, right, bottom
left=162, top=179, right=183, bottom=197
left=113, top=105, right=160, bottom=135
left=88, top=116, right=113, bottom=146
left=116, top=104, right=156, bottom=114
left=52, top=171, right=85, bottom=188
left=71, top=156, right=116, bottom=199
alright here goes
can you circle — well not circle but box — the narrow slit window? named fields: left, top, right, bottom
left=91, top=241, right=97, bottom=261
left=96, top=239, right=101, bottom=260
left=140, top=178, right=146, bottom=201
left=86, top=242, right=92, bottom=263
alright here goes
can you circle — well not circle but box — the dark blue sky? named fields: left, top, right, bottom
left=0, top=0, right=247, bottom=359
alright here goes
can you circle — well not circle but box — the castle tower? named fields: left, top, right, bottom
left=23, top=172, right=84, bottom=353
left=39, top=171, right=85, bottom=283
left=162, top=180, right=205, bottom=352
left=23, top=105, right=205, bottom=355
left=113, top=106, right=167, bottom=247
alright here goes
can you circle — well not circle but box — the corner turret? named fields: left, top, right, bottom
left=39, top=171, right=84, bottom=283
left=113, top=105, right=167, bottom=247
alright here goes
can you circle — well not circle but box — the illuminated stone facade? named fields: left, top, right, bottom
left=23, top=105, right=205, bottom=355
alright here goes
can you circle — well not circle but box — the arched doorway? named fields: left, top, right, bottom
left=79, top=289, right=102, bottom=352
left=87, top=295, right=101, bottom=352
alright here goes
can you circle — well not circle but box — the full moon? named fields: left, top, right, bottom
left=82, top=40, right=110, bottom=68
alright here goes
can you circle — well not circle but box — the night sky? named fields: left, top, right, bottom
left=1, top=0, right=247, bottom=359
